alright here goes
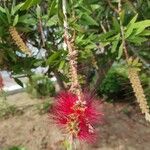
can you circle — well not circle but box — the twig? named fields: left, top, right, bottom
left=38, top=18, right=46, bottom=47
left=100, top=21, right=107, bottom=33
left=106, top=0, right=119, bottom=13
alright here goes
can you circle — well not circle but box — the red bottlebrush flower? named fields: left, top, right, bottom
left=52, top=91, right=103, bottom=143
left=0, top=74, right=4, bottom=89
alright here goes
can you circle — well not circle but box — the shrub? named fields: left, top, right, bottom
left=100, top=71, right=122, bottom=95
left=26, top=74, right=55, bottom=98
left=98, top=63, right=132, bottom=101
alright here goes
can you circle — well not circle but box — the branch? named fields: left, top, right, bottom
left=106, top=0, right=119, bottom=13
left=100, top=21, right=107, bottom=33
left=38, top=18, right=46, bottom=47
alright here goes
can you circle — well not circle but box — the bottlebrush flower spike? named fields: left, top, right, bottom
left=52, top=91, right=103, bottom=143
left=9, top=26, right=31, bottom=55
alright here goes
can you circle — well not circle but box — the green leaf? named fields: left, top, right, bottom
left=36, top=5, right=41, bottom=18
left=91, top=4, right=100, bottom=11
left=13, top=14, right=19, bottom=26
left=58, top=0, right=64, bottom=25
left=133, top=20, right=150, bottom=29
left=135, top=26, right=146, bottom=35
left=14, top=78, right=24, bottom=87
left=80, top=5, right=92, bottom=14
left=112, top=17, right=120, bottom=32
left=18, top=14, right=36, bottom=25
left=0, top=26, right=5, bottom=37
left=21, top=0, right=41, bottom=10
left=117, top=43, right=123, bottom=59
left=81, top=13, right=98, bottom=26
left=127, top=14, right=138, bottom=29
left=72, top=23, right=85, bottom=33
left=110, top=33, right=120, bottom=53
left=127, top=36, right=147, bottom=45
left=99, top=30, right=116, bottom=41
left=139, top=30, right=150, bottom=36
left=58, top=60, right=65, bottom=71
left=48, top=0, right=57, bottom=19
left=147, top=0, right=150, bottom=7
left=0, top=6, right=6, bottom=13
left=125, top=14, right=138, bottom=38
left=119, top=10, right=125, bottom=24
left=34, top=60, right=43, bottom=67
left=46, top=15, right=58, bottom=27
left=107, top=33, right=120, bottom=42
left=111, top=40, right=119, bottom=53
left=46, top=52, right=60, bottom=65
left=0, top=12, right=8, bottom=25
left=11, top=3, right=24, bottom=15
left=7, top=49, right=17, bottom=62
left=5, top=7, right=11, bottom=24
left=85, top=43, right=96, bottom=49
left=132, top=20, right=150, bottom=35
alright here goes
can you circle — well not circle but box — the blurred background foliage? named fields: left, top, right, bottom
left=0, top=0, right=149, bottom=102
left=26, top=74, right=55, bottom=98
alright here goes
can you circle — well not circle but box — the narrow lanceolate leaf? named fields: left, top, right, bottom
left=119, top=10, right=125, bottom=24
left=127, top=36, right=147, bottom=45
left=13, top=14, right=19, bottom=26
left=99, top=30, right=116, bottom=41
left=46, top=52, right=60, bottom=65
left=0, top=6, right=6, bottom=13
left=58, top=60, right=65, bottom=71
left=11, top=3, right=24, bottom=15
left=135, top=26, right=146, bottom=35
left=36, top=5, right=41, bottom=18
left=111, top=40, right=119, bottom=53
left=112, top=17, right=120, bottom=32
left=57, top=0, right=64, bottom=25
left=0, top=12, right=8, bottom=25
left=111, top=34, right=120, bottom=53
left=46, top=15, right=58, bottom=27
left=14, top=78, right=24, bottom=87
left=48, top=0, right=57, bottom=19
left=127, top=14, right=138, bottom=29
left=82, top=13, right=99, bottom=26
left=21, top=0, right=41, bottom=10
left=5, top=7, right=11, bottom=24
left=125, top=14, right=138, bottom=39
left=139, top=30, right=150, bottom=36
left=117, top=43, right=123, bottom=59
left=18, top=14, right=36, bottom=25
left=133, top=20, right=150, bottom=29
